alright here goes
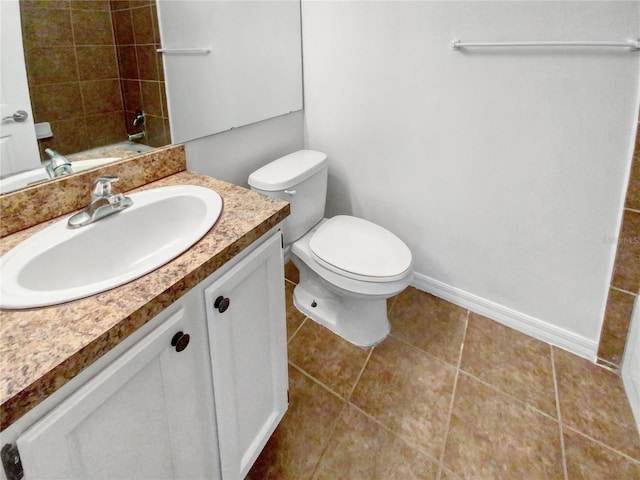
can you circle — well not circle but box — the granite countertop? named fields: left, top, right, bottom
left=0, top=171, right=290, bottom=430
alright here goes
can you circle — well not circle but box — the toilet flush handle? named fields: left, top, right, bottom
left=284, top=190, right=296, bottom=196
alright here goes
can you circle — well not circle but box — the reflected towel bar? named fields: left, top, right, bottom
left=451, top=39, right=640, bottom=51
left=157, top=46, right=211, bottom=55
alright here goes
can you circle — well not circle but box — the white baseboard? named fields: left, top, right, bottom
left=411, top=272, right=598, bottom=361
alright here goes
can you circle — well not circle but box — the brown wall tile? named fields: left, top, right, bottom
left=117, top=45, right=139, bottom=79
left=611, top=209, right=640, bottom=293
left=163, top=118, right=171, bottom=144
left=76, top=45, right=119, bottom=80
left=597, top=288, right=636, bottom=365
left=151, top=4, right=160, bottom=44
left=21, top=0, right=170, bottom=157
left=24, top=46, right=78, bottom=85
left=85, top=111, right=127, bottom=149
left=109, top=1, right=130, bottom=11
left=136, top=44, right=159, bottom=80
left=31, top=83, right=84, bottom=122
left=21, top=1, right=71, bottom=10
left=160, top=81, right=168, bottom=116
left=21, top=8, right=73, bottom=48
left=81, top=79, right=124, bottom=115
left=156, top=53, right=165, bottom=82
left=144, top=115, right=167, bottom=148
left=112, top=9, right=134, bottom=45
left=122, top=80, right=142, bottom=112
left=38, top=118, right=89, bottom=155
left=140, top=81, right=161, bottom=116
left=131, top=5, right=154, bottom=45
left=71, top=9, right=114, bottom=46
left=70, top=0, right=109, bottom=10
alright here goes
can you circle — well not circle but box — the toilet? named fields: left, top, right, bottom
left=249, top=150, right=413, bottom=346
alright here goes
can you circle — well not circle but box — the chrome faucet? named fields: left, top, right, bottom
left=44, top=148, right=73, bottom=178
left=67, top=176, right=133, bottom=229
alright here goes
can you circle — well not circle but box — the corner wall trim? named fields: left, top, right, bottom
left=411, top=272, right=598, bottom=361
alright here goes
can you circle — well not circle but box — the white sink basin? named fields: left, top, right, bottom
left=0, top=157, right=121, bottom=194
left=0, top=185, right=223, bottom=309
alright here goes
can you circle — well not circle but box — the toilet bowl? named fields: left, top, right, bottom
left=249, top=150, right=413, bottom=346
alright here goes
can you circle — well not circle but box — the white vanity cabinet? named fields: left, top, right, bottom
left=205, top=231, right=288, bottom=480
left=3, top=230, right=287, bottom=480
left=16, top=301, right=221, bottom=480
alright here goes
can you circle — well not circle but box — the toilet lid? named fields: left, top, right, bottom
left=309, top=216, right=412, bottom=280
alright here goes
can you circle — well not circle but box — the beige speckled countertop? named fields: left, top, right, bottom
left=0, top=170, right=289, bottom=430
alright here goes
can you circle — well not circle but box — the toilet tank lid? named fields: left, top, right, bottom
left=248, top=150, right=327, bottom=191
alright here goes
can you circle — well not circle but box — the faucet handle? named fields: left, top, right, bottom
left=92, top=176, right=119, bottom=199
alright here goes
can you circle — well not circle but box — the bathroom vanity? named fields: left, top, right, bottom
left=0, top=146, right=290, bottom=480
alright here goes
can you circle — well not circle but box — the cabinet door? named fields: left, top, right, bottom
left=16, top=303, right=220, bottom=480
left=205, top=232, right=288, bottom=480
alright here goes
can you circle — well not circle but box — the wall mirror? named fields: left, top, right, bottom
left=0, top=0, right=170, bottom=194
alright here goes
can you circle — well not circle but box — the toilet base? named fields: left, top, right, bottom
left=292, top=265, right=390, bottom=347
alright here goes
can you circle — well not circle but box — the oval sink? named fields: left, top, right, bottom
left=0, top=185, right=223, bottom=309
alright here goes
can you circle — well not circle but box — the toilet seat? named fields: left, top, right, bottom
left=309, top=215, right=412, bottom=283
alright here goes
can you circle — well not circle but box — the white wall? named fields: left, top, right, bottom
left=302, top=1, right=640, bottom=357
left=184, top=112, right=304, bottom=187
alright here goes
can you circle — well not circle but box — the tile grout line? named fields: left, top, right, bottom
left=436, top=309, right=470, bottom=480
left=308, top=402, right=350, bottom=480
left=561, top=424, right=640, bottom=466
left=287, top=361, right=348, bottom=403
left=345, top=345, right=374, bottom=401
left=388, top=332, right=460, bottom=370
left=286, top=362, right=352, bottom=477
left=551, top=346, right=569, bottom=480
left=345, top=401, right=443, bottom=465
left=286, top=317, right=308, bottom=345
left=610, top=285, right=639, bottom=297
left=457, top=367, right=560, bottom=423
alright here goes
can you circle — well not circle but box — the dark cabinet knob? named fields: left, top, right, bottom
left=214, top=296, right=230, bottom=313
left=171, top=331, right=190, bottom=352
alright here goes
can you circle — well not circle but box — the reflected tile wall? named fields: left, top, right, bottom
left=598, top=122, right=640, bottom=367
left=21, top=0, right=125, bottom=157
left=111, top=0, right=170, bottom=147
left=19, top=0, right=170, bottom=159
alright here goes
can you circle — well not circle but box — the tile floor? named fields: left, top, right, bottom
left=247, top=263, right=640, bottom=479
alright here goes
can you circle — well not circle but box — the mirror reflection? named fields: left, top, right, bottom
left=1, top=0, right=171, bottom=194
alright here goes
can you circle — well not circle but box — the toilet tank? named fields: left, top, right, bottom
left=249, top=150, right=328, bottom=245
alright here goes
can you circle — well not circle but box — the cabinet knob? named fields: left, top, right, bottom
left=214, top=296, right=230, bottom=313
left=171, top=331, right=190, bottom=352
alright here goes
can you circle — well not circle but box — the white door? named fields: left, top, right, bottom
left=205, top=232, right=288, bottom=480
left=0, top=0, right=40, bottom=176
left=16, top=304, right=221, bottom=480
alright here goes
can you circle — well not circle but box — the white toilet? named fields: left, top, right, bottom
left=249, top=150, right=413, bottom=347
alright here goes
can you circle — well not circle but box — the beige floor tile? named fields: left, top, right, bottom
left=288, top=319, right=371, bottom=398
left=460, top=313, right=556, bottom=415
left=312, top=405, right=439, bottom=480
left=554, top=347, right=640, bottom=460
left=597, top=288, right=636, bottom=366
left=284, top=261, right=300, bottom=284
left=444, top=373, right=564, bottom=479
left=285, top=281, right=306, bottom=340
left=563, top=428, right=640, bottom=479
left=247, top=366, right=345, bottom=480
left=350, top=335, right=456, bottom=460
left=389, top=287, right=467, bottom=365
left=439, top=467, right=462, bottom=480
